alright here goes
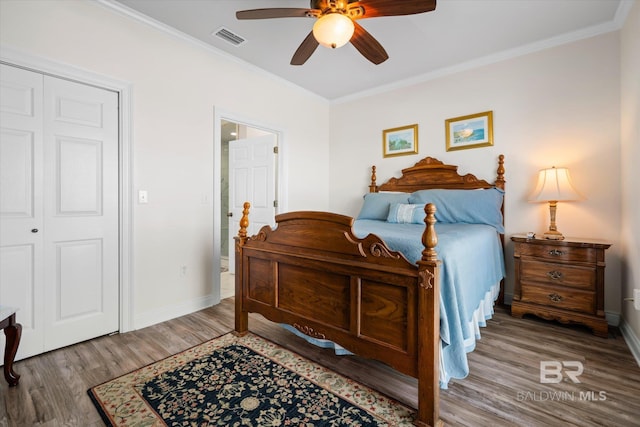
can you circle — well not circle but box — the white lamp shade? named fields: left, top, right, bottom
left=530, top=167, right=582, bottom=202
left=313, top=13, right=355, bottom=49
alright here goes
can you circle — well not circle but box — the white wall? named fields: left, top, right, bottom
left=329, top=33, right=623, bottom=316
left=620, top=2, right=640, bottom=347
left=0, top=0, right=330, bottom=328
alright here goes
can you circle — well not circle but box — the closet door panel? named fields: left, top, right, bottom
left=0, top=64, right=45, bottom=360
left=43, top=75, right=119, bottom=351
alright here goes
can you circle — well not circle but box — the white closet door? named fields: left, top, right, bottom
left=0, top=64, right=45, bottom=359
left=42, top=75, right=119, bottom=351
left=0, top=64, right=119, bottom=360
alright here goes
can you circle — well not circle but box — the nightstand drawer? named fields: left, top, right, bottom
left=521, top=260, right=595, bottom=290
left=521, top=284, right=595, bottom=313
left=516, top=243, right=596, bottom=264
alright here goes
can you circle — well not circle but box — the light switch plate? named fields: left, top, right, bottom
left=138, top=190, right=148, bottom=204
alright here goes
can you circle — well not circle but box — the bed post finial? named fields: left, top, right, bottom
left=496, top=154, right=505, bottom=190
left=422, top=203, right=438, bottom=261
left=238, top=202, right=250, bottom=245
left=369, top=165, right=378, bottom=193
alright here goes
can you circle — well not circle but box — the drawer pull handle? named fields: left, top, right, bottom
left=547, top=270, right=563, bottom=280
left=548, top=293, right=564, bottom=303
left=548, top=249, right=564, bottom=256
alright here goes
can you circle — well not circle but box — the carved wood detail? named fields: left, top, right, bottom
left=370, top=155, right=505, bottom=193
left=293, top=323, right=326, bottom=339
left=369, top=242, right=401, bottom=259
left=419, top=269, right=435, bottom=290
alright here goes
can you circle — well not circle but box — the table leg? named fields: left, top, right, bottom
left=3, top=315, right=21, bottom=386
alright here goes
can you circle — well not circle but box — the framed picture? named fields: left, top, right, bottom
left=383, top=124, right=418, bottom=157
left=445, top=111, right=493, bottom=151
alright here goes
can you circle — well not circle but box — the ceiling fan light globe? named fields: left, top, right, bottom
left=312, top=13, right=354, bottom=49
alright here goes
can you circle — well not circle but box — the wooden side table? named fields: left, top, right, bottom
left=510, top=235, right=611, bottom=337
left=1, top=306, right=21, bottom=386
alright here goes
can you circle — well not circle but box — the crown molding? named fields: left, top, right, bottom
left=95, top=0, right=630, bottom=105
left=332, top=14, right=626, bottom=104
left=95, top=0, right=328, bottom=104
left=615, top=0, right=636, bottom=27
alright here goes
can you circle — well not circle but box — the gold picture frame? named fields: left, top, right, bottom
left=383, top=124, right=418, bottom=157
left=445, top=111, right=493, bottom=151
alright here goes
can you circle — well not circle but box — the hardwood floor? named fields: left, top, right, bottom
left=1, top=299, right=639, bottom=426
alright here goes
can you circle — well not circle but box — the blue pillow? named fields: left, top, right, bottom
left=357, top=192, right=410, bottom=220
left=387, top=203, right=427, bottom=224
left=408, top=188, right=504, bottom=233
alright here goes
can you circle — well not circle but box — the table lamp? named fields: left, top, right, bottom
left=529, top=166, right=582, bottom=240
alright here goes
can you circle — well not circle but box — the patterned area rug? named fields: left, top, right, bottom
left=88, top=332, right=415, bottom=426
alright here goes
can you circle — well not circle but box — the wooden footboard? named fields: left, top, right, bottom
left=234, top=202, right=442, bottom=427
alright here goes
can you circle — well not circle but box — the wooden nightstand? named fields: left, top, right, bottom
left=510, top=235, right=611, bottom=337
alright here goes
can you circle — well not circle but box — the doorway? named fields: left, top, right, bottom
left=219, top=119, right=278, bottom=299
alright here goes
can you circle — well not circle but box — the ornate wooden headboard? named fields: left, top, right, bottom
left=369, top=154, right=505, bottom=193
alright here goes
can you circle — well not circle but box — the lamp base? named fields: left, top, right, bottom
left=543, top=230, right=565, bottom=240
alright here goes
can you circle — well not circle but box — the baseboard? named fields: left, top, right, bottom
left=134, top=294, right=216, bottom=330
left=605, top=311, right=621, bottom=327
left=620, top=318, right=640, bottom=368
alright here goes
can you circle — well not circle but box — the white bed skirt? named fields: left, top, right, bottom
left=443, top=280, right=501, bottom=385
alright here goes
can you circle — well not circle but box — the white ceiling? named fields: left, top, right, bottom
left=107, top=0, right=628, bottom=101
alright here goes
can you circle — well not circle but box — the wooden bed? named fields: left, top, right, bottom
left=234, top=155, right=505, bottom=427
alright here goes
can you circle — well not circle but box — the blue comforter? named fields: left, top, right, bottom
left=352, top=220, right=505, bottom=387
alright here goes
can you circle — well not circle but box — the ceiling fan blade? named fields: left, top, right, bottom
left=349, top=0, right=436, bottom=19
left=236, top=8, right=311, bottom=20
left=291, top=32, right=320, bottom=65
left=350, top=22, right=388, bottom=65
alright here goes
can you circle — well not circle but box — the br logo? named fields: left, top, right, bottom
left=540, top=361, right=583, bottom=383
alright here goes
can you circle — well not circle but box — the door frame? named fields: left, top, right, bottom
left=1, top=47, right=134, bottom=333
left=213, top=108, right=286, bottom=304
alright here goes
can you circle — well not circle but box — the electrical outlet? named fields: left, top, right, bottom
left=635, top=289, right=640, bottom=311
left=180, top=265, right=187, bottom=277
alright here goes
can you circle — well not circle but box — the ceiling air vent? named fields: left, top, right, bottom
left=213, top=27, right=246, bottom=46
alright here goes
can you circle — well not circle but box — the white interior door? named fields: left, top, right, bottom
left=228, top=134, right=277, bottom=274
left=0, top=64, right=45, bottom=359
left=0, top=64, right=119, bottom=360
left=42, top=75, right=119, bottom=350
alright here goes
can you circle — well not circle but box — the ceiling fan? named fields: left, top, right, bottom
left=236, top=0, right=437, bottom=65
